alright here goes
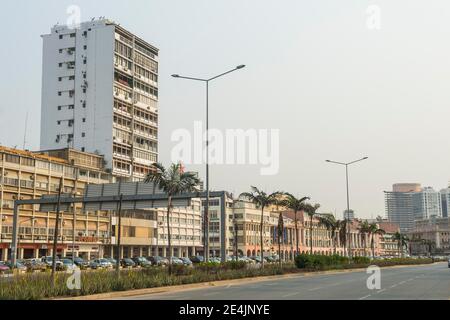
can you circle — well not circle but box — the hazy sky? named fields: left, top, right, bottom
left=1, top=0, right=450, bottom=219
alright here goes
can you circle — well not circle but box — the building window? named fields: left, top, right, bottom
left=57, top=121, right=61, bottom=125
left=59, top=49, right=63, bottom=53
left=59, top=63, right=63, bottom=67
left=82, top=132, right=85, bottom=137
left=70, top=33, right=76, bottom=38
left=57, top=106, right=62, bottom=111
left=59, top=35, right=63, bottom=39
left=82, top=118, right=86, bottom=123
left=58, top=92, right=62, bottom=96
left=84, top=45, right=87, bottom=50
left=81, top=147, right=85, bottom=152
left=58, top=77, right=62, bottom=82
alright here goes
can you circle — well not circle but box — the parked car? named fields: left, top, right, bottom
left=90, top=258, right=113, bottom=269
left=23, top=259, right=47, bottom=272
left=448, top=257, right=450, bottom=268
left=61, top=259, right=76, bottom=271
left=5, top=260, right=27, bottom=272
left=0, top=262, right=10, bottom=273
left=71, top=257, right=89, bottom=269
left=180, top=257, right=193, bottom=266
left=170, top=257, right=184, bottom=265
left=190, top=256, right=204, bottom=264
left=250, top=256, right=265, bottom=263
left=105, top=258, right=117, bottom=266
left=208, top=257, right=221, bottom=264
left=147, top=256, right=168, bottom=266
left=120, top=258, right=136, bottom=268
left=132, top=257, right=151, bottom=267
left=41, top=256, right=64, bottom=269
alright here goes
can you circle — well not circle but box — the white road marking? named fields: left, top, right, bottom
left=308, top=287, right=323, bottom=291
left=359, top=294, right=371, bottom=300
left=377, top=289, right=386, bottom=293
left=282, top=292, right=300, bottom=298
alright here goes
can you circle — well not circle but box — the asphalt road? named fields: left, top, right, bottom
left=117, top=262, right=450, bottom=300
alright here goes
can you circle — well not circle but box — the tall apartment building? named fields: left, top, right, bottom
left=412, top=187, right=442, bottom=220
left=385, top=183, right=422, bottom=233
left=40, top=19, right=159, bottom=181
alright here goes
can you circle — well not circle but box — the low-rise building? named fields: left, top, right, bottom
left=408, top=217, right=450, bottom=255
left=0, top=146, right=113, bottom=261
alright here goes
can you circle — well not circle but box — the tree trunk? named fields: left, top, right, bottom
left=294, top=210, right=299, bottom=256
left=167, top=195, right=172, bottom=275
left=371, top=235, right=375, bottom=258
left=260, top=206, right=265, bottom=268
left=333, top=230, right=337, bottom=255
left=278, top=232, right=281, bottom=268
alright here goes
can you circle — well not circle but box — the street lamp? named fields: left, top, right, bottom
left=326, top=157, right=368, bottom=259
left=172, top=64, right=246, bottom=262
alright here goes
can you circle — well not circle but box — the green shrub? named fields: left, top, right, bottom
left=294, top=254, right=349, bottom=270
left=352, top=256, right=371, bottom=264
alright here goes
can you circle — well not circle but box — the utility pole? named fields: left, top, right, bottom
left=51, top=177, right=63, bottom=285
left=115, top=194, right=123, bottom=278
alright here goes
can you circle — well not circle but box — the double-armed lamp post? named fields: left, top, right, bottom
left=326, top=157, right=368, bottom=259
left=172, top=65, right=246, bottom=262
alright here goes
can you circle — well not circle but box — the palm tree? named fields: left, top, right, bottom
left=358, top=220, right=370, bottom=257
left=279, top=193, right=310, bottom=256
left=145, top=163, right=200, bottom=274
left=337, top=219, right=348, bottom=256
left=277, top=212, right=284, bottom=267
left=240, top=187, right=282, bottom=268
left=317, top=214, right=339, bottom=255
left=368, top=223, right=385, bottom=258
left=393, top=232, right=408, bottom=258
left=303, top=203, right=321, bottom=254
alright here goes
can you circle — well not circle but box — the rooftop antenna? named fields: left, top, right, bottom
left=23, top=111, right=29, bottom=150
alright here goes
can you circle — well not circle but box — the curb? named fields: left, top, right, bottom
left=57, top=262, right=440, bottom=300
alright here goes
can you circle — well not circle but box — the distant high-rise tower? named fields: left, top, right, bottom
left=412, top=187, right=442, bottom=220
left=385, top=183, right=421, bottom=232
left=343, top=209, right=355, bottom=220
left=40, top=19, right=159, bottom=181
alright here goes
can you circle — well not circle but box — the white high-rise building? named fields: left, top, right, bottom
left=412, top=187, right=442, bottom=220
left=40, top=19, right=159, bottom=181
